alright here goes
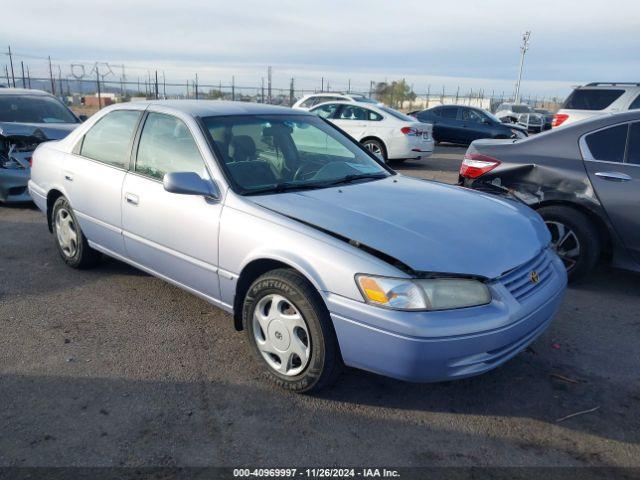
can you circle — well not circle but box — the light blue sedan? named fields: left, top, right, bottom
left=29, top=101, right=567, bottom=392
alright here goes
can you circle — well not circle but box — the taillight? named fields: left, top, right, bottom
left=552, top=114, right=569, bottom=127
left=27, top=157, right=33, bottom=167
left=400, top=126, right=421, bottom=136
left=459, top=153, right=501, bottom=179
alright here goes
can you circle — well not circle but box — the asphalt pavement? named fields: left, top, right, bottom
left=1, top=145, right=638, bottom=468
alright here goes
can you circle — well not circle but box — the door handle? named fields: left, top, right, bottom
left=125, top=193, right=139, bottom=205
left=594, top=171, right=632, bottom=182
left=63, top=172, right=74, bottom=182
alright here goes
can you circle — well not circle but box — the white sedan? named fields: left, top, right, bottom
left=309, top=101, right=434, bottom=163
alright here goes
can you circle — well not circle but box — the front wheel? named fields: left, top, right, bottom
left=537, top=205, right=600, bottom=282
left=243, top=269, right=342, bottom=393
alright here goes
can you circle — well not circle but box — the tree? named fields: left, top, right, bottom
left=373, top=79, right=416, bottom=109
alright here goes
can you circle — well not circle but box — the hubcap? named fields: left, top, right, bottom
left=364, top=142, right=382, bottom=155
left=55, top=207, right=78, bottom=258
left=252, top=294, right=311, bottom=377
left=545, top=220, right=581, bottom=272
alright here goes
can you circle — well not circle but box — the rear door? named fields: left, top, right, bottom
left=582, top=121, right=640, bottom=263
left=64, top=109, right=142, bottom=256
left=331, top=105, right=370, bottom=140
left=432, top=106, right=460, bottom=143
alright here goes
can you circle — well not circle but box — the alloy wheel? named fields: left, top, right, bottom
left=545, top=220, right=581, bottom=272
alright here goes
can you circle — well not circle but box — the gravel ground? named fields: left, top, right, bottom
left=1, top=145, right=639, bottom=468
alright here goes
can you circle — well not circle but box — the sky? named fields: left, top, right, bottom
left=2, top=0, right=639, bottom=98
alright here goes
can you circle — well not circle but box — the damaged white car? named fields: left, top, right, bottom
left=0, top=88, right=81, bottom=204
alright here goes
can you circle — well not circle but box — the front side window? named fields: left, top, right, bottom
left=135, top=113, right=206, bottom=180
left=80, top=110, right=141, bottom=168
left=563, top=89, right=624, bottom=111
left=629, top=94, right=640, bottom=110
left=584, top=124, right=628, bottom=163
left=0, top=94, right=79, bottom=124
left=461, top=109, right=484, bottom=123
left=627, top=123, right=640, bottom=165
left=202, top=115, right=389, bottom=193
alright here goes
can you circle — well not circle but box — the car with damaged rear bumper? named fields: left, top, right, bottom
left=0, top=88, right=80, bottom=203
left=29, top=100, right=566, bottom=392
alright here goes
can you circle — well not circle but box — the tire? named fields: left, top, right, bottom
left=243, top=268, right=343, bottom=393
left=537, top=205, right=601, bottom=282
left=51, top=196, right=101, bottom=269
left=361, top=139, right=387, bottom=162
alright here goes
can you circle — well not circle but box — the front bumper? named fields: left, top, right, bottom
left=326, top=250, right=567, bottom=382
left=0, top=168, right=31, bottom=203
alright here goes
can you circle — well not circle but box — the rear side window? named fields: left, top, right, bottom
left=135, top=113, right=206, bottom=180
left=584, top=124, right=628, bottom=163
left=629, top=95, right=640, bottom=110
left=80, top=110, right=141, bottom=168
left=627, top=123, right=640, bottom=165
left=300, top=98, right=316, bottom=108
left=313, top=103, right=340, bottom=119
left=440, top=107, right=458, bottom=119
left=563, top=89, right=624, bottom=110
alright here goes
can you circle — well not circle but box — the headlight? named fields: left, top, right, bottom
left=356, top=275, right=491, bottom=311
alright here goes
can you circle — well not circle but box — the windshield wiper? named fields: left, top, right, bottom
left=322, top=173, right=388, bottom=187
left=243, top=182, right=326, bottom=196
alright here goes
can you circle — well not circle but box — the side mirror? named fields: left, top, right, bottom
left=163, top=172, right=220, bottom=199
left=79, top=114, right=88, bottom=122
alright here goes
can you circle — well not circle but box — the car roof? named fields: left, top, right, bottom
left=578, top=82, right=640, bottom=90
left=118, top=100, right=311, bottom=117
left=0, top=88, right=54, bottom=96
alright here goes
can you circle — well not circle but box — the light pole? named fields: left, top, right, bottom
left=514, top=31, right=531, bottom=104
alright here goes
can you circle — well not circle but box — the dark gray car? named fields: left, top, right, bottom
left=0, top=89, right=80, bottom=203
left=460, top=110, right=640, bottom=280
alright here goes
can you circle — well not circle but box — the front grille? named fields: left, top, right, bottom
left=500, top=249, right=554, bottom=302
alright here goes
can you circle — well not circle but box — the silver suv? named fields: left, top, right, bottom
left=554, top=82, right=640, bottom=128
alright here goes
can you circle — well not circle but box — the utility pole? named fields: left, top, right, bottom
left=48, top=56, right=55, bottom=94
left=154, top=70, right=159, bottom=99
left=7, top=45, right=16, bottom=87
left=195, top=74, right=199, bottom=100
left=267, top=66, right=272, bottom=104
left=321, top=77, right=324, bottom=93
left=261, top=77, right=265, bottom=103
left=4, top=65, right=9, bottom=86
left=514, top=30, right=531, bottom=104
left=20, top=61, right=26, bottom=88
left=96, top=67, right=102, bottom=109
left=348, top=78, right=351, bottom=93
left=369, top=80, right=374, bottom=99
left=289, top=77, right=294, bottom=107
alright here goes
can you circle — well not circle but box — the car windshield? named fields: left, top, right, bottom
left=483, top=110, right=502, bottom=122
left=378, top=106, right=416, bottom=121
left=0, top=95, right=78, bottom=123
left=202, top=114, right=390, bottom=195
left=562, top=89, right=624, bottom=110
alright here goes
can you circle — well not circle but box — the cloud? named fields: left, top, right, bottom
left=2, top=0, right=639, bottom=96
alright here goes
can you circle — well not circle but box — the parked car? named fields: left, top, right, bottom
left=0, top=88, right=81, bottom=203
left=293, top=93, right=379, bottom=110
left=29, top=100, right=567, bottom=392
left=516, top=112, right=545, bottom=133
left=494, top=103, right=533, bottom=123
left=309, top=101, right=434, bottom=162
left=460, top=110, right=640, bottom=281
left=414, top=105, right=527, bottom=145
left=534, top=108, right=554, bottom=130
left=553, top=82, right=640, bottom=128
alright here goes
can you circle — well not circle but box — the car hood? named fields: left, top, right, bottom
left=250, top=175, right=550, bottom=279
left=0, top=121, right=78, bottom=141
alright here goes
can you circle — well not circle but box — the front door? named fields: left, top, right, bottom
left=121, top=111, right=222, bottom=300
left=331, top=105, right=370, bottom=141
left=583, top=121, right=640, bottom=264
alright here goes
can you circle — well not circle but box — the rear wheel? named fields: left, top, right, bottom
left=537, top=205, right=600, bottom=282
left=52, top=196, right=101, bottom=269
left=361, top=139, right=387, bottom=162
left=243, top=269, right=342, bottom=393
